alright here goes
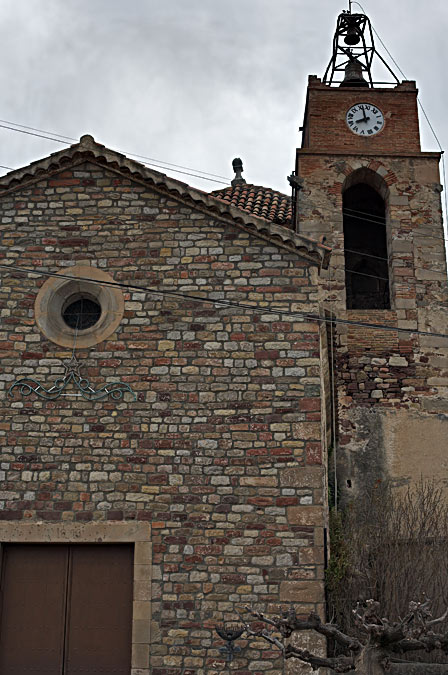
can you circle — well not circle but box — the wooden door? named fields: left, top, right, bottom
left=0, top=544, right=133, bottom=675
left=65, top=545, right=133, bottom=674
left=0, top=545, right=68, bottom=675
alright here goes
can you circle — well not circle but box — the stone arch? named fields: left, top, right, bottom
left=342, top=166, right=391, bottom=202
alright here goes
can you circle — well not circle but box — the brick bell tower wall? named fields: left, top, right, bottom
left=296, top=77, right=448, bottom=500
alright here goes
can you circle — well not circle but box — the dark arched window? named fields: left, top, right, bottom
left=343, top=183, right=390, bottom=310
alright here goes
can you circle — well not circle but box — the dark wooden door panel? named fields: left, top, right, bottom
left=65, top=544, right=133, bottom=675
left=0, top=544, right=67, bottom=675
left=0, top=543, right=133, bottom=675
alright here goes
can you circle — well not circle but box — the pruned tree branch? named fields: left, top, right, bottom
left=284, top=645, right=355, bottom=672
left=236, top=599, right=448, bottom=673
left=242, top=605, right=362, bottom=653
left=427, top=608, right=448, bottom=627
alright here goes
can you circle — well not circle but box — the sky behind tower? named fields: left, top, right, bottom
left=0, top=0, right=447, bottom=201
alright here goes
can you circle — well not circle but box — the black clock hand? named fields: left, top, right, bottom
left=355, top=116, right=371, bottom=123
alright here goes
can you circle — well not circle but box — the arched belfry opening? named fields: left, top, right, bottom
left=343, top=175, right=390, bottom=310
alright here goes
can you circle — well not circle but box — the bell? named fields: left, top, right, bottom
left=344, top=17, right=361, bottom=45
left=340, top=58, right=369, bottom=88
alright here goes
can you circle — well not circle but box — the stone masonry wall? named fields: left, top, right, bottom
left=297, top=153, right=448, bottom=498
left=333, top=311, right=448, bottom=496
left=296, top=83, right=448, bottom=500
left=0, top=160, right=327, bottom=674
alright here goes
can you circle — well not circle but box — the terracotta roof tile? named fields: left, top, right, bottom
left=211, top=183, right=293, bottom=226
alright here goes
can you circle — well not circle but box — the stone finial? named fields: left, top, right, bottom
left=231, top=158, right=246, bottom=186
left=79, top=134, right=96, bottom=147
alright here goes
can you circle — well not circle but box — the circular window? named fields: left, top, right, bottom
left=34, top=265, right=125, bottom=348
left=62, top=296, right=102, bottom=330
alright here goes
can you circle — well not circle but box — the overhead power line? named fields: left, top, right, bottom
left=342, top=207, right=448, bottom=246
left=0, top=118, right=231, bottom=179
left=0, top=170, right=445, bottom=282
left=0, top=119, right=231, bottom=185
left=351, top=1, right=448, bottom=232
left=0, top=263, right=447, bottom=340
left=0, top=211, right=445, bottom=285
left=1, top=120, right=447, bottom=249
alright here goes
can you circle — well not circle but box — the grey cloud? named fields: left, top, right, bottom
left=0, top=0, right=446, bottom=200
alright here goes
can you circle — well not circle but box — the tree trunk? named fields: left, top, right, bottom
left=352, top=646, right=384, bottom=675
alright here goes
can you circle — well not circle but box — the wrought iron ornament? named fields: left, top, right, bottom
left=8, top=354, right=136, bottom=402
left=215, top=623, right=245, bottom=663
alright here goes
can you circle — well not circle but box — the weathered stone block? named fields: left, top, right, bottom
left=280, top=467, right=324, bottom=489
left=280, top=581, right=324, bottom=603
left=288, top=506, right=324, bottom=526
left=292, top=422, right=321, bottom=440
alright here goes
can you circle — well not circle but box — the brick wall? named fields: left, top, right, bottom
left=0, top=160, right=327, bottom=674
left=301, top=77, right=421, bottom=154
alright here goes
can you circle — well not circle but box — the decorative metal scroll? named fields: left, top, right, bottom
left=8, top=354, right=136, bottom=402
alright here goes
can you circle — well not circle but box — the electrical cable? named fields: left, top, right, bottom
left=0, top=122, right=67, bottom=145
left=308, top=206, right=448, bottom=273
left=343, top=248, right=390, bottom=263
left=343, top=207, right=387, bottom=225
left=0, top=196, right=446, bottom=277
left=0, top=262, right=447, bottom=340
left=0, top=68, right=447, bottom=261
left=327, top=255, right=338, bottom=513
left=0, top=119, right=75, bottom=142
left=0, top=120, right=231, bottom=185
left=0, top=217, right=445, bottom=286
left=0, top=120, right=447, bottom=236
left=0, top=200, right=445, bottom=282
left=0, top=118, right=232, bottom=180
left=342, top=207, right=448, bottom=245
left=344, top=205, right=445, bottom=232
left=344, top=267, right=388, bottom=283
left=342, top=249, right=446, bottom=284
left=351, top=1, right=448, bottom=233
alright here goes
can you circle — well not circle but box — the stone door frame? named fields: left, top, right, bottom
left=0, top=521, right=152, bottom=674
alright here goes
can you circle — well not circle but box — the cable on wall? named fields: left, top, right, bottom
left=0, top=263, right=447, bottom=340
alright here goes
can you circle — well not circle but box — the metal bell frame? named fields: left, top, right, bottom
left=324, top=11, right=399, bottom=87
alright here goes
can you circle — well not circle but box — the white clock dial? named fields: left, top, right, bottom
left=346, top=103, right=385, bottom=136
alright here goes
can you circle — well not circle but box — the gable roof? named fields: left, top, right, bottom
left=211, top=183, right=292, bottom=225
left=0, top=135, right=331, bottom=268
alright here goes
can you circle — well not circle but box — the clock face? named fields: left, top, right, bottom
left=346, top=103, right=385, bottom=136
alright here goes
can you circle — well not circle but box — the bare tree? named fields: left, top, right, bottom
left=326, top=480, right=448, bottom=641
left=239, top=599, right=448, bottom=674
left=235, top=481, right=448, bottom=673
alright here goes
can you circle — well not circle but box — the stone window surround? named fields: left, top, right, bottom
left=34, top=264, right=125, bottom=348
left=0, top=521, right=152, bottom=675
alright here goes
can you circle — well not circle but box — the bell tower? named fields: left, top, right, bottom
left=294, top=9, right=448, bottom=500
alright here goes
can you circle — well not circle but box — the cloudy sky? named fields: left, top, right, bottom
left=0, top=0, right=447, bottom=201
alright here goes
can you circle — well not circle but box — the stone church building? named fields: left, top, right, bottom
left=0, top=10, right=447, bottom=675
